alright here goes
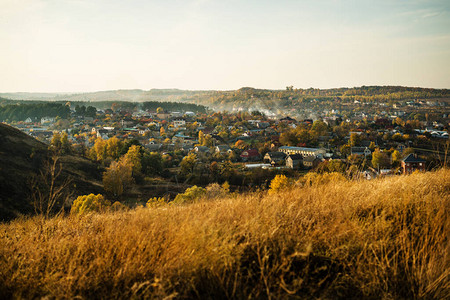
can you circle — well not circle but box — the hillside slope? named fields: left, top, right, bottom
left=0, top=123, right=103, bottom=221
left=0, top=169, right=448, bottom=299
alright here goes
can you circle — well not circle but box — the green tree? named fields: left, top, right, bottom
left=142, top=152, right=163, bottom=176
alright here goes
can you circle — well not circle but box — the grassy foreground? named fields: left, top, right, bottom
left=1, top=170, right=449, bottom=299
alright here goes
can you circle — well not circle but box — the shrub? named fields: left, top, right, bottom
left=205, top=181, right=230, bottom=199
left=173, top=186, right=206, bottom=204
left=71, top=194, right=110, bottom=214
left=111, top=201, right=127, bottom=211
left=146, top=197, right=166, bottom=208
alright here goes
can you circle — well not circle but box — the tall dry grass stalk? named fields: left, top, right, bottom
left=1, top=169, right=449, bottom=299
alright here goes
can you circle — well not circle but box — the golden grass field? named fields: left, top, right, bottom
left=1, top=169, right=449, bottom=299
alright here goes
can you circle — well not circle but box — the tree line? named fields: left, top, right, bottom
left=0, top=103, right=70, bottom=122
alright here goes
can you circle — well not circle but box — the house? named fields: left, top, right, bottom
left=240, top=148, right=260, bottom=162
left=194, top=146, right=210, bottom=156
left=215, top=145, right=231, bottom=154
left=278, top=146, right=325, bottom=157
left=303, top=156, right=322, bottom=169
left=172, top=133, right=194, bottom=145
left=263, top=152, right=287, bottom=165
left=145, top=143, right=162, bottom=152
left=286, top=154, right=303, bottom=169
left=173, top=118, right=186, bottom=128
left=351, top=147, right=372, bottom=158
left=257, top=122, right=270, bottom=129
left=401, top=154, right=426, bottom=174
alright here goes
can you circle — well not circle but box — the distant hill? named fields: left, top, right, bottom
left=0, top=89, right=213, bottom=103
left=0, top=123, right=103, bottom=221
left=1, top=86, right=449, bottom=112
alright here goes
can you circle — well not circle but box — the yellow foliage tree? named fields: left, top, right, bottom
left=71, top=194, right=110, bottom=214
left=103, top=156, right=134, bottom=197
left=124, top=145, right=142, bottom=176
left=106, top=136, right=123, bottom=160
left=269, top=175, right=291, bottom=194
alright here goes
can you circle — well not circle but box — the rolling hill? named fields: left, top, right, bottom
left=0, top=123, right=103, bottom=221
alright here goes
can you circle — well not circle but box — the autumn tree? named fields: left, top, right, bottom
left=180, top=153, right=197, bottom=176
left=124, top=145, right=142, bottom=177
left=269, top=174, right=291, bottom=194
left=372, top=148, right=390, bottom=169
left=103, top=156, right=134, bottom=198
left=106, top=136, right=123, bottom=160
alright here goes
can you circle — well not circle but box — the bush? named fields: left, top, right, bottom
left=173, top=186, right=206, bottom=204
left=71, top=194, right=111, bottom=214
left=111, top=201, right=127, bottom=212
left=205, top=181, right=230, bottom=199
left=146, top=197, right=166, bottom=208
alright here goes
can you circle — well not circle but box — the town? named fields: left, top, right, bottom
left=2, top=93, right=448, bottom=202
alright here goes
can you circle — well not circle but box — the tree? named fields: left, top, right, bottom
left=349, top=133, right=361, bottom=147
left=156, top=107, right=164, bottom=114
left=142, top=152, right=163, bottom=176
left=311, top=120, right=328, bottom=137
left=391, top=150, right=402, bottom=168
left=60, top=132, right=71, bottom=154
left=71, top=194, right=110, bottom=214
left=198, top=131, right=205, bottom=146
left=30, top=156, right=72, bottom=218
left=124, top=145, right=142, bottom=177
left=50, top=132, right=62, bottom=152
left=372, top=148, right=390, bottom=169
left=269, top=174, right=291, bottom=194
left=105, top=136, right=122, bottom=160
left=86, top=106, right=97, bottom=117
left=180, top=153, right=197, bottom=176
left=103, top=156, right=134, bottom=198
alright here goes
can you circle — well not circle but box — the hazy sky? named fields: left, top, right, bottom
left=1, top=0, right=449, bottom=92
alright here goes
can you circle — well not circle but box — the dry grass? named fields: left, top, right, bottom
left=1, top=170, right=449, bottom=299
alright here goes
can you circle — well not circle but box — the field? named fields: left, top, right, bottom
left=0, top=169, right=449, bottom=299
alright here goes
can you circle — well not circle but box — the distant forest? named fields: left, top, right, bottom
left=191, top=86, right=450, bottom=111
left=0, top=103, right=70, bottom=122
left=0, top=99, right=207, bottom=122
left=141, top=101, right=207, bottom=113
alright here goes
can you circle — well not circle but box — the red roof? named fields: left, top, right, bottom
left=240, top=148, right=260, bottom=157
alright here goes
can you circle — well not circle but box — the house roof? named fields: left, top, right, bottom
left=279, top=146, right=320, bottom=152
left=402, top=153, right=426, bottom=163
left=287, top=154, right=303, bottom=160
left=265, top=152, right=286, bottom=159
left=303, top=156, right=321, bottom=162
left=241, top=149, right=260, bottom=157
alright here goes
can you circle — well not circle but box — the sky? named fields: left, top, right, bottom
left=1, top=0, right=449, bottom=92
